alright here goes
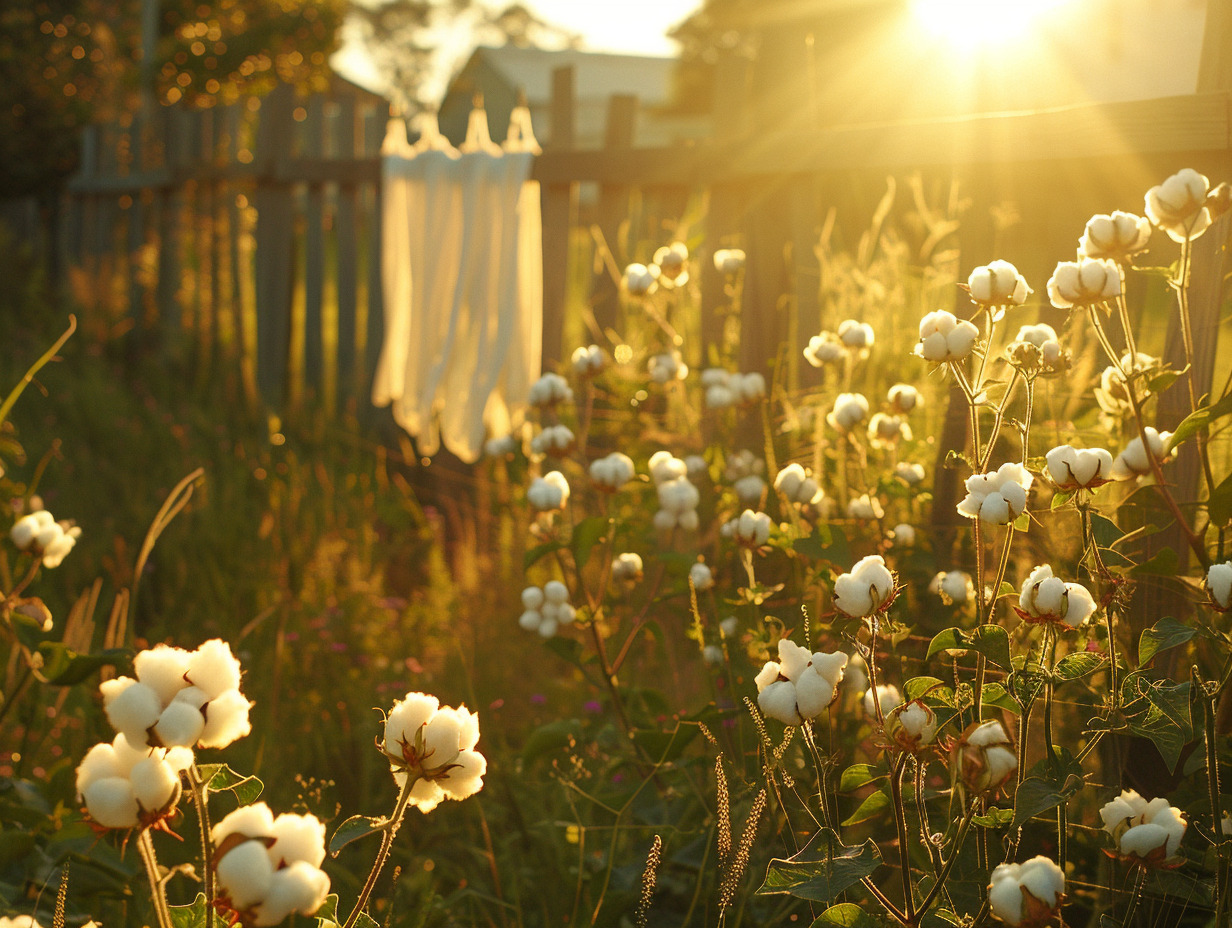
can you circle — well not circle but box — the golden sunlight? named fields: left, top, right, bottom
left=910, top=0, right=1077, bottom=46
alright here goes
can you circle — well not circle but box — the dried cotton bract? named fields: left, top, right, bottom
left=381, top=693, right=486, bottom=811
left=915, top=310, right=979, bottom=362
left=755, top=639, right=848, bottom=726
left=76, top=733, right=192, bottom=829
left=1100, top=789, right=1187, bottom=864
left=1017, top=565, right=1096, bottom=628
left=956, top=463, right=1032, bottom=525
left=211, top=804, right=331, bottom=926
left=1145, top=168, right=1212, bottom=242
left=100, top=640, right=252, bottom=750
left=988, top=857, right=1065, bottom=927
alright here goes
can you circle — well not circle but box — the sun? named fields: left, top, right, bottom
left=910, top=0, right=1077, bottom=47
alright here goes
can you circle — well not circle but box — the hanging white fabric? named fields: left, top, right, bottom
left=374, top=104, right=542, bottom=463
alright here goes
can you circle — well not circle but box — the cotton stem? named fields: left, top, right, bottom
left=341, top=773, right=420, bottom=928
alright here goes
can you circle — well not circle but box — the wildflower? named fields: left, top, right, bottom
left=1206, top=561, right=1232, bottom=611
left=915, top=310, right=979, bottom=362
left=519, top=582, right=575, bottom=638
left=721, top=510, right=771, bottom=547
left=887, top=383, right=920, bottom=414
left=1079, top=211, right=1152, bottom=260
left=774, top=463, right=824, bottom=507
left=1110, top=428, right=1175, bottom=480
left=571, top=345, right=607, bottom=377
left=654, top=242, right=689, bottom=284
left=954, top=719, right=1017, bottom=795
left=755, top=639, right=848, bottom=726
left=1046, top=258, right=1122, bottom=309
left=988, top=857, right=1065, bottom=927
left=887, top=699, right=938, bottom=751
left=863, top=684, right=900, bottom=720
left=838, top=319, right=875, bottom=351
left=648, top=350, right=688, bottom=383
left=828, top=393, right=870, bottom=432
left=589, top=452, right=636, bottom=491
left=527, top=472, right=570, bottom=511
left=889, top=522, right=915, bottom=547
left=957, top=462, right=1032, bottom=525
left=895, top=462, right=926, bottom=486
left=654, top=476, right=700, bottom=532
left=623, top=263, right=660, bottom=297
left=10, top=510, right=81, bottom=569
left=76, top=733, right=192, bottom=830
left=689, top=562, right=714, bottom=592
left=1017, top=565, right=1096, bottom=627
left=1045, top=445, right=1114, bottom=490
left=530, top=425, right=574, bottom=457
left=713, top=248, right=746, bottom=274
left=846, top=494, right=884, bottom=521
left=804, top=331, right=845, bottom=367
left=485, top=434, right=518, bottom=457
left=211, top=804, right=331, bottom=925
left=967, top=260, right=1031, bottom=311
left=833, top=555, right=896, bottom=618
left=100, top=640, right=252, bottom=750
left=1145, top=168, right=1212, bottom=242
left=528, top=372, right=573, bottom=408
left=930, top=570, right=974, bottom=606
left=868, top=412, right=912, bottom=449
left=611, top=553, right=644, bottom=585
left=1099, top=789, right=1187, bottom=863
left=649, top=451, right=688, bottom=485
left=380, top=693, right=486, bottom=810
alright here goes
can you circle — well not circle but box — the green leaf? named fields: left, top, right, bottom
left=168, top=894, right=210, bottom=928
left=927, top=625, right=1012, bottom=670
left=1050, top=489, right=1075, bottom=510
left=905, top=676, right=954, bottom=705
left=838, top=764, right=884, bottom=793
left=1012, top=511, right=1030, bottom=532
left=36, top=644, right=131, bottom=685
left=1146, top=367, right=1187, bottom=394
left=1121, top=673, right=1193, bottom=772
left=521, top=718, right=582, bottom=763
left=1054, top=651, right=1106, bottom=682
left=199, top=764, right=264, bottom=804
left=543, top=636, right=585, bottom=668
left=1012, top=775, right=1083, bottom=828
left=329, top=814, right=386, bottom=857
left=314, top=893, right=342, bottom=927
left=972, top=806, right=1014, bottom=828
left=1130, top=547, right=1179, bottom=578
left=811, top=903, right=882, bottom=928
left=841, top=789, right=890, bottom=826
left=570, top=516, right=609, bottom=571
left=792, top=524, right=851, bottom=567
left=1139, top=617, right=1206, bottom=666
left=1090, top=513, right=1123, bottom=548
left=758, top=831, right=882, bottom=902
left=1166, top=391, right=1232, bottom=452
left=981, top=682, right=1020, bottom=714
left=524, top=541, right=566, bottom=571
left=1209, top=471, right=1232, bottom=527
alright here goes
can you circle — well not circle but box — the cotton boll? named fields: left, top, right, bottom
left=720, top=616, right=739, bottom=637
left=383, top=693, right=441, bottom=758
left=1146, top=168, right=1212, bottom=242
left=1045, top=445, right=1114, bottom=489
left=896, top=462, right=925, bottom=485
left=758, top=680, right=803, bottom=726
left=890, top=523, right=915, bottom=547
left=1206, top=561, right=1232, bottom=610
left=1046, top=258, right=1122, bottom=308
left=776, top=639, right=812, bottom=681
left=863, top=684, right=899, bottom=720
left=544, top=581, right=569, bottom=604
left=1080, top=211, right=1151, bottom=260
left=521, top=586, right=545, bottom=610
left=968, top=260, right=1030, bottom=307
left=133, top=645, right=192, bottom=705
left=828, top=393, right=869, bottom=432
left=703, top=644, right=725, bottom=666
left=838, top=319, right=875, bottom=350
left=733, top=474, right=767, bottom=506
left=130, top=756, right=181, bottom=814
left=440, top=749, right=487, bottom=800
left=253, top=861, right=331, bottom=926
left=198, top=689, right=253, bottom=749
left=270, top=813, right=328, bottom=869
left=689, top=563, right=714, bottom=592
left=713, top=248, right=745, bottom=274
left=519, top=610, right=542, bottom=631
left=103, top=680, right=163, bottom=744
left=81, top=777, right=140, bottom=830
left=154, top=700, right=206, bottom=748
left=212, top=802, right=277, bottom=846
left=915, top=310, right=979, bottom=362
left=186, top=639, right=242, bottom=700
left=216, top=839, right=276, bottom=910
left=833, top=555, right=895, bottom=617
left=1111, top=429, right=1175, bottom=480
left=804, top=332, right=845, bottom=367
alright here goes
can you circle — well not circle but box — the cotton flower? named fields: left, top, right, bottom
left=1100, top=789, right=1187, bottom=863
left=571, top=345, right=607, bottom=377
left=99, top=640, right=251, bottom=750
left=930, top=570, right=973, bottom=606
left=967, top=260, right=1031, bottom=309
left=774, top=463, right=824, bottom=506
left=654, top=242, right=689, bottom=284
left=527, top=471, right=570, bottom=511
left=833, top=555, right=896, bottom=618
left=1046, top=258, right=1122, bottom=308
left=755, top=639, right=848, bottom=725
left=804, top=331, right=845, bottom=367
left=989, top=857, right=1065, bottom=927
left=846, top=494, right=884, bottom=521
left=518, top=582, right=576, bottom=637
left=654, top=476, right=700, bottom=532
left=838, top=319, right=875, bottom=351
left=648, top=350, right=688, bottom=383
left=531, top=425, right=575, bottom=457
left=828, top=393, right=869, bottom=432
left=887, top=383, right=920, bottom=414
left=889, top=523, right=915, bottom=547
left=953, top=719, right=1017, bottom=795
left=915, top=310, right=979, bottom=362
left=1017, top=565, right=1096, bottom=627
left=1080, top=211, right=1152, bottom=260
left=528, top=372, right=573, bottom=408
left=1045, top=445, right=1114, bottom=490
left=713, top=248, right=746, bottom=274
left=863, top=684, right=900, bottom=720
left=689, top=562, right=714, bottom=592
left=1145, top=168, right=1212, bottom=243
left=722, top=510, right=771, bottom=547
left=212, top=803, right=331, bottom=925
left=1206, top=561, right=1232, bottom=610
left=76, top=733, right=192, bottom=830
left=888, top=700, right=938, bottom=751
left=1110, top=428, right=1175, bottom=480
left=957, top=462, right=1032, bottom=524
left=610, top=553, right=644, bottom=585
left=589, top=452, right=635, bottom=491
left=649, top=451, right=688, bottom=485
left=380, top=693, right=486, bottom=811
left=10, top=510, right=81, bottom=569
left=868, top=412, right=911, bottom=449
left=895, top=462, right=926, bottom=486
left=623, top=263, right=660, bottom=296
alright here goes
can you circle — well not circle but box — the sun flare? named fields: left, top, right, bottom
left=910, top=0, right=1076, bottom=47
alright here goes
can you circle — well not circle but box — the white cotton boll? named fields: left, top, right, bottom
left=652, top=509, right=676, bottom=532
left=439, top=748, right=487, bottom=800
left=253, top=861, right=331, bottom=926
left=838, top=319, right=874, bottom=350
left=384, top=693, right=440, bottom=757
left=528, top=372, right=573, bottom=408
left=689, top=563, right=713, bottom=591
left=828, top=393, right=869, bottom=431
left=735, top=372, right=766, bottom=403
left=172, top=684, right=209, bottom=710
left=154, top=701, right=206, bottom=748
left=519, top=610, right=541, bottom=632
left=130, top=756, right=180, bottom=813
left=930, top=571, right=973, bottom=606
left=198, top=689, right=253, bottom=749
left=703, top=644, right=725, bottom=666
left=888, top=383, right=920, bottom=414
left=212, top=802, right=276, bottom=846
left=485, top=434, right=518, bottom=457
left=774, top=463, right=806, bottom=499
left=777, top=639, right=811, bottom=681
left=589, top=453, right=635, bottom=490
left=896, top=462, right=925, bottom=485
left=1111, top=429, right=1175, bottom=480
left=528, top=472, right=570, bottom=511
left=1045, top=445, right=1114, bottom=489
left=794, top=668, right=838, bottom=719
left=611, top=553, right=644, bottom=583
left=1046, top=258, right=1122, bottom=309
left=734, top=474, right=766, bottom=506
left=846, top=494, right=884, bottom=520
left=988, top=865, right=1025, bottom=926
left=713, top=248, right=746, bottom=274
left=537, top=616, right=558, bottom=637
left=754, top=661, right=781, bottom=690
left=454, top=706, right=480, bottom=751
left=658, top=476, right=699, bottom=513
left=134, top=645, right=192, bottom=705
left=804, top=331, right=845, bottom=367
left=81, top=777, right=140, bottom=829
left=701, top=368, right=731, bottom=389
left=216, top=839, right=276, bottom=910
left=1206, top=561, right=1232, bottom=609
left=968, top=259, right=1031, bottom=307
left=863, top=684, right=900, bottom=720
left=10, top=511, right=53, bottom=551
left=103, top=681, right=163, bottom=744
left=422, top=708, right=466, bottom=766
left=868, top=413, right=911, bottom=448
left=896, top=701, right=937, bottom=747
left=1119, top=823, right=1171, bottom=859
left=521, top=586, right=545, bottom=610
left=649, top=451, right=688, bottom=485
left=623, top=262, right=660, bottom=296
left=677, top=510, right=700, bottom=532
left=915, top=310, right=980, bottom=362
left=1146, top=168, right=1212, bottom=242
left=571, top=344, right=606, bottom=377
left=269, top=813, right=327, bottom=868
left=556, top=604, right=576, bottom=625
left=76, top=741, right=124, bottom=795
left=758, top=680, right=802, bottom=726
left=1080, top=211, right=1152, bottom=259
left=833, top=555, right=895, bottom=617
left=544, top=581, right=569, bottom=605
left=41, top=525, right=80, bottom=568
left=648, top=350, right=687, bottom=383
left=185, top=639, right=242, bottom=699
left=890, top=523, right=915, bottom=547
left=1016, top=857, right=1065, bottom=913
left=957, top=462, right=1032, bottom=524
left=531, top=425, right=574, bottom=457
left=720, top=616, right=739, bottom=637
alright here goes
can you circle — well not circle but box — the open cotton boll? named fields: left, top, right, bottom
left=890, top=700, right=938, bottom=750
left=1018, top=565, right=1096, bottom=627
left=863, top=684, right=900, bottom=720
left=101, top=680, right=163, bottom=744
left=956, top=462, right=1032, bottom=525
left=382, top=693, right=441, bottom=759
left=930, top=571, right=973, bottom=606
left=253, top=862, right=331, bottom=927
left=989, top=857, right=1064, bottom=927
left=80, top=777, right=140, bottom=830
left=1080, top=210, right=1152, bottom=260
left=129, top=756, right=181, bottom=813
left=954, top=720, right=1018, bottom=795
left=967, top=259, right=1030, bottom=308
left=1046, top=258, right=1122, bottom=308
left=611, top=553, right=644, bottom=584
left=528, top=372, right=573, bottom=407
left=622, top=262, right=660, bottom=296
left=154, top=700, right=206, bottom=748
left=833, top=555, right=895, bottom=617
left=804, top=331, right=845, bottom=367
left=199, top=688, right=253, bottom=749
left=648, top=350, right=688, bottom=383
left=915, top=310, right=979, bottom=362
left=1206, top=561, right=1232, bottom=610
left=589, top=452, right=635, bottom=491
left=713, top=248, right=745, bottom=274
left=689, top=563, right=714, bottom=592
left=133, top=645, right=193, bottom=705
left=838, top=319, right=874, bottom=350
left=887, top=383, right=920, bottom=413
left=1146, top=168, right=1212, bottom=242
left=1100, top=789, right=1187, bottom=862
left=1045, top=445, right=1114, bottom=489
left=846, top=494, right=884, bottom=521
left=828, top=393, right=869, bottom=432
left=216, top=840, right=276, bottom=910
left=571, top=344, right=606, bottom=377
left=185, top=639, right=242, bottom=700
left=1111, top=428, right=1175, bottom=480
left=527, top=472, right=570, bottom=511
left=10, top=511, right=53, bottom=551
left=381, top=694, right=486, bottom=809
left=649, top=451, right=688, bottom=485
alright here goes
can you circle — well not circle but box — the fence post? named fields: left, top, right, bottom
left=335, top=96, right=360, bottom=408
left=303, top=96, right=327, bottom=399
left=540, top=66, right=576, bottom=369
left=362, top=106, right=386, bottom=413
left=589, top=94, right=638, bottom=340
